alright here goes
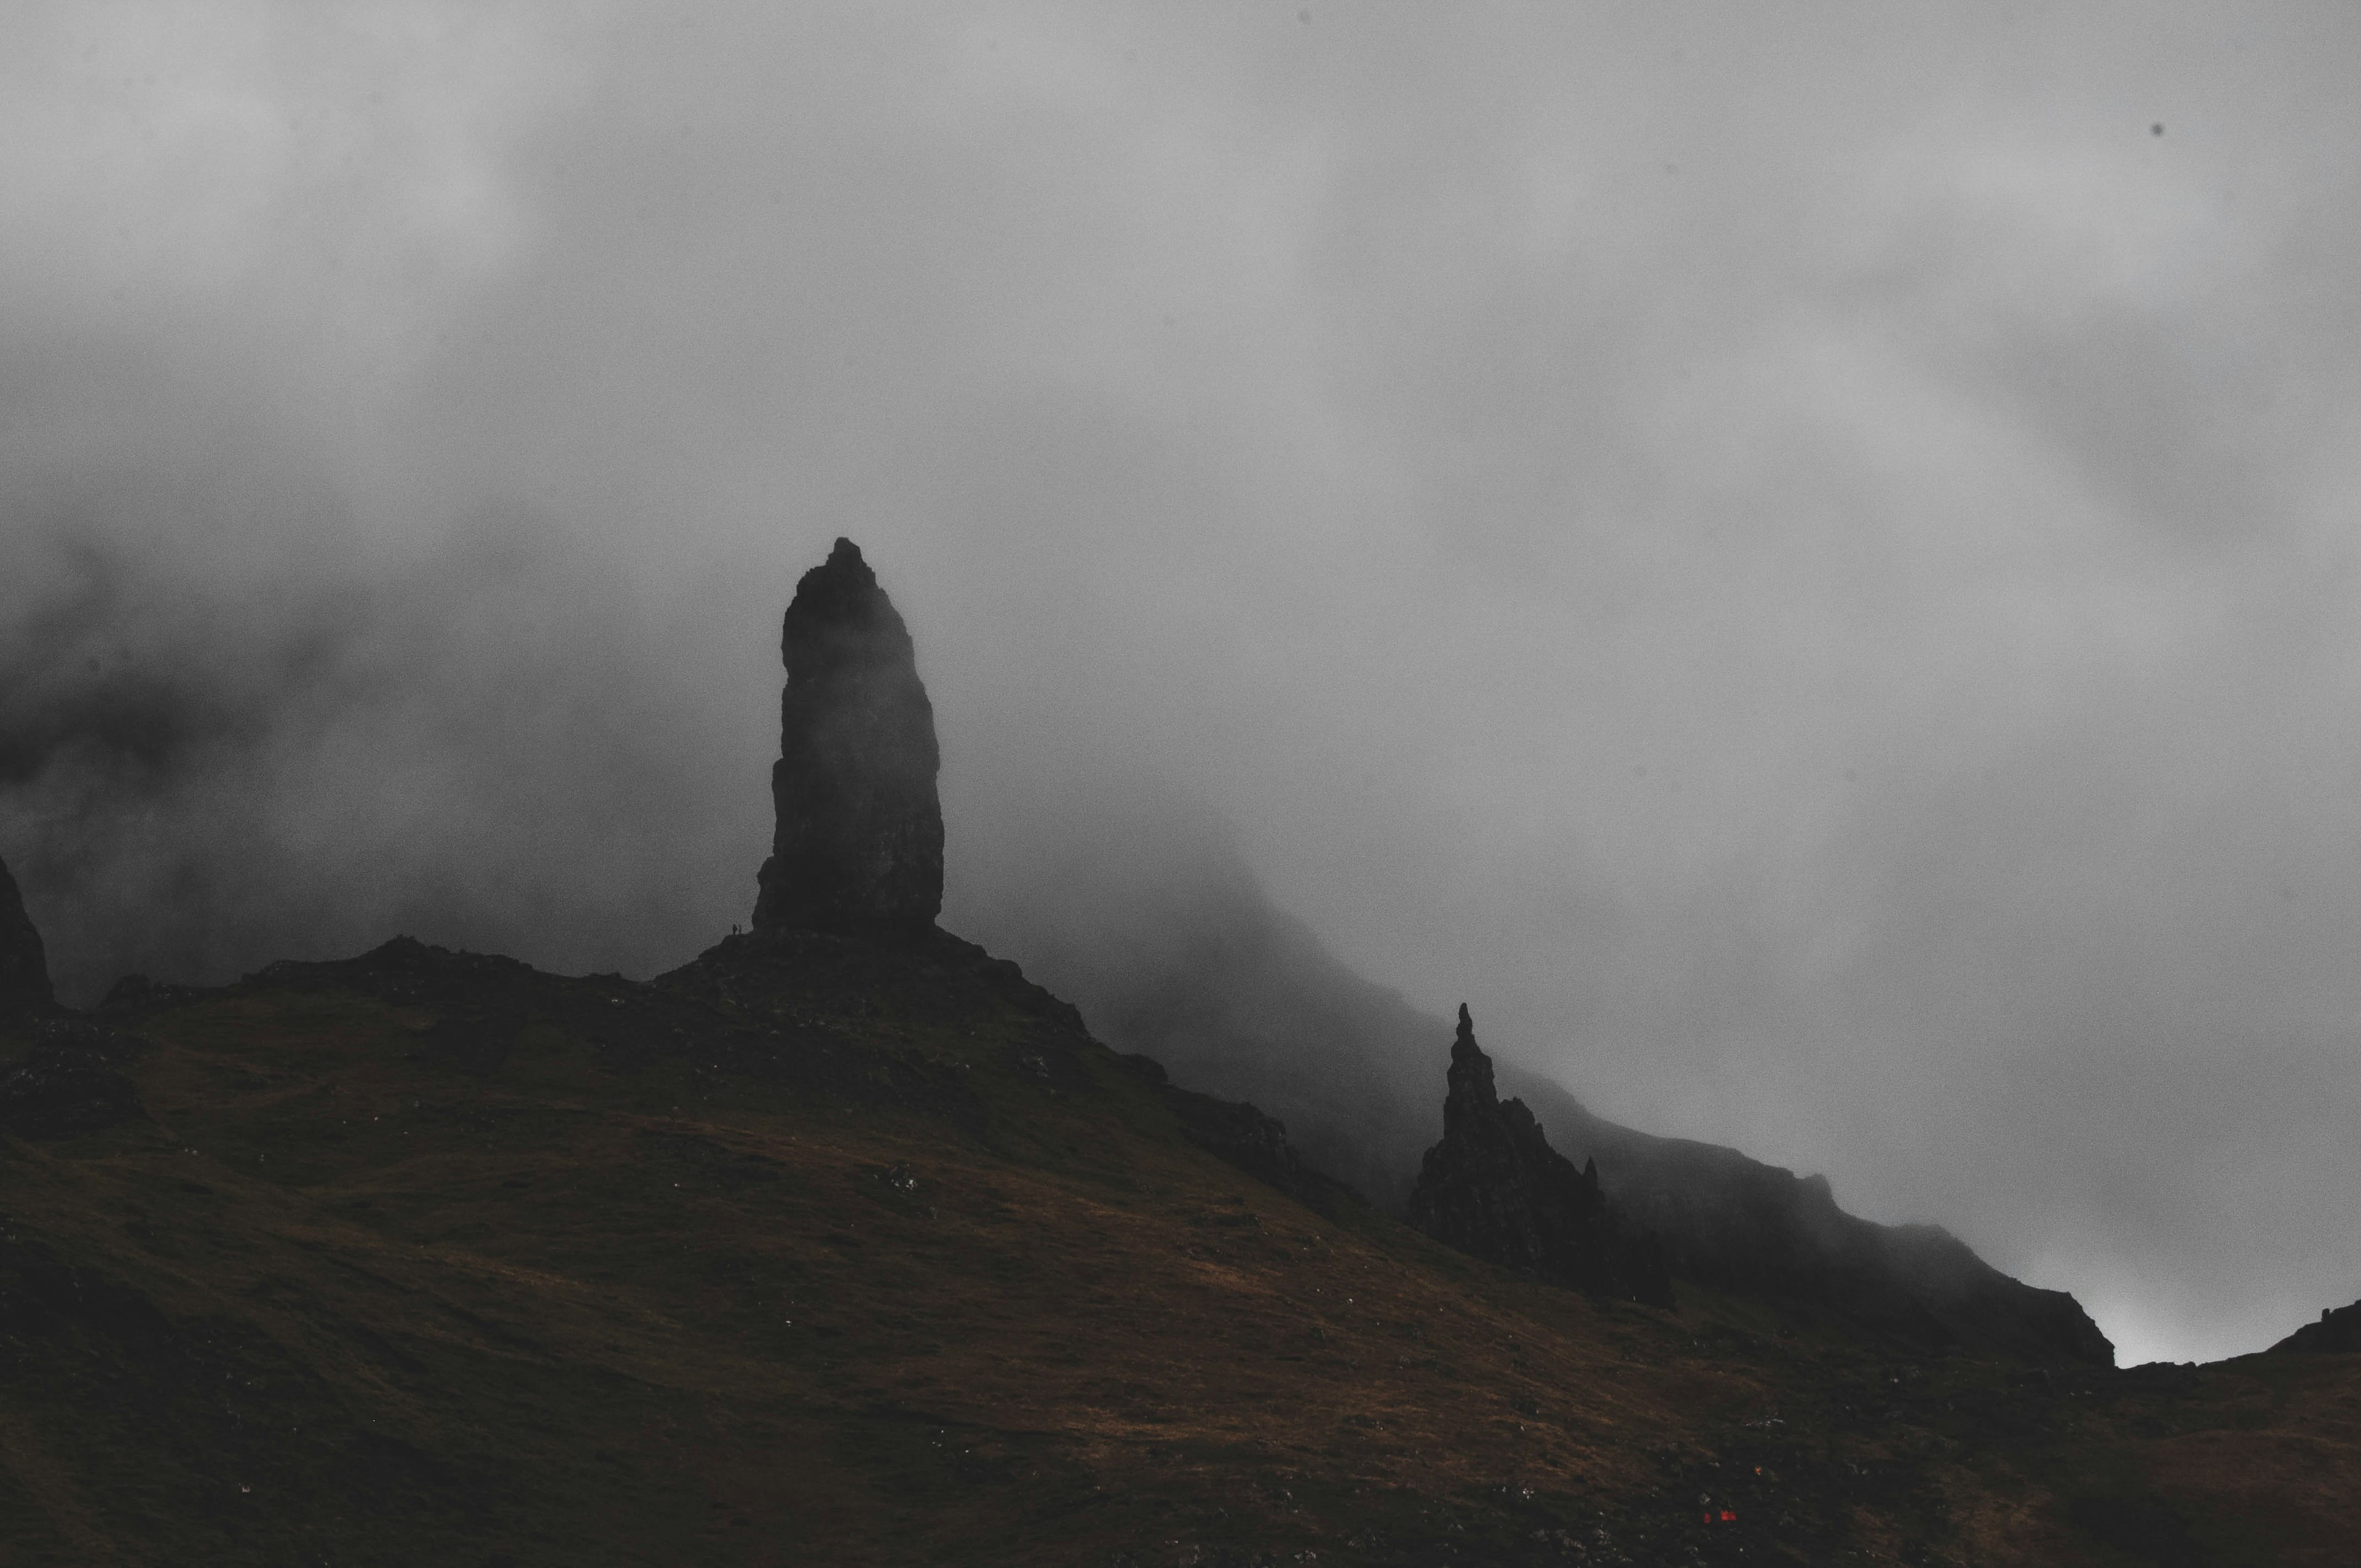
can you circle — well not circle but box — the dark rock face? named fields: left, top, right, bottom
left=2268, top=1299, right=2361, bottom=1355
left=0, top=855, right=53, bottom=1017
left=752, top=539, right=944, bottom=937
left=1408, top=1005, right=1669, bottom=1305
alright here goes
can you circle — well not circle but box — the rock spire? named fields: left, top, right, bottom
left=751, top=538, right=944, bottom=936
left=1407, top=1005, right=1668, bottom=1305
left=0, top=855, right=53, bottom=1017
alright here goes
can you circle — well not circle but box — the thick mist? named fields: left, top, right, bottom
left=6, top=3, right=2360, bottom=1364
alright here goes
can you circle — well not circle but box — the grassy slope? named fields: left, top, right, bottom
left=0, top=933, right=2352, bottom=1567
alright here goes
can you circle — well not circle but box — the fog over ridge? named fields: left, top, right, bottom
left=5, top=2, right=2360, bottom=1365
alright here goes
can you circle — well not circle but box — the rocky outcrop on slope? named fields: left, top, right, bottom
left=751, top=538, right=943, bottom=936
left=0, top=855, right=53, bottom=1017
left=1408, top=1005, right=1670, bottom=1305
left=2269, top=1299, right=2361, bottom=1355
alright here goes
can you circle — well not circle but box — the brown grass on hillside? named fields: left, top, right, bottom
left=0, top=938, right=2354, bottom=1565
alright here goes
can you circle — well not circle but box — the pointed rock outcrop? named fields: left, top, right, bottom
left=1408, top=1005, right=1669, bottom=1305
left=751, top=539, right=944, bottom=936
left=0, top=855, right=53, bottom=1018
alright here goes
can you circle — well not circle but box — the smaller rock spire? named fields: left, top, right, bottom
left=1443, top=1001, right=1497, bottom=1131
left=1408, top=1004, right=1669, bottom=1305
left=0, top=855, right=54, bottom=1017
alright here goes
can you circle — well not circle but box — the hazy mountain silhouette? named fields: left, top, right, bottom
left=10, top=540, right=2360, bottom=1562
left=976, top=798, right=2111, bottom=1364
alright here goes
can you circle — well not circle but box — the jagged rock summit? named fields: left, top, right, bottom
left=751, top=538, right=944, bottom=937
left=1408, top=1005, right=1669, bottom=1305
left=0, top=853, right=53, bottom=1017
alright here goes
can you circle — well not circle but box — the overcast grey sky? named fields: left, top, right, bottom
left=6, top=2, right=2359, bottom=1364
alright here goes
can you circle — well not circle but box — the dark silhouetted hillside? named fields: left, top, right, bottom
left=7, top=540, right=2355, bottom=1564
left=979, top=810, right=2112, bottom=1366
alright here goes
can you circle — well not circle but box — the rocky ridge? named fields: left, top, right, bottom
left=2269, top=1297, right=2361, bottom=1355
left=1509, top=1074, right=2118, bottom=1365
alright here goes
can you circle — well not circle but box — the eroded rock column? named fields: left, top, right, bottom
left=751, top=538, right=944, bottom=936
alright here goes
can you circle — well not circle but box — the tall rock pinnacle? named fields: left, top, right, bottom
left=0, top=855, right=53, bottom=1017
left=1408, top=1004, right=1669, bottom=1304
left=751, top=538, right=944, bottom=936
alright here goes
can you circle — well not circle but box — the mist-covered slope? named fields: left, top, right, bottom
left=971, top=807, right=2111, bottom=1366
left=1503, top=1079, right=2114, bottom=1366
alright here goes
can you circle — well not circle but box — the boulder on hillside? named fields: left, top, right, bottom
left=0, top=855, right=53, bottom=1018
left=752, top=539, right=943, bottom=938
left=1407, top=1005, right=1670, bottom=1305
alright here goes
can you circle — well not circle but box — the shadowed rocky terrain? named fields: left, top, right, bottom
left=1, top=540, right=2354, bottom=1564
left=5, top=923, right=2357, bottom=1565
